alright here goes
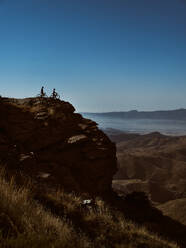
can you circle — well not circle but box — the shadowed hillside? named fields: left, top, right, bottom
left=0, top=171, right=179, bottom=248
left=110, top=131, right=186, bottom=204
left=1, top=97, right=186, bottom=247
left=158, top=198, right=186, bottom=225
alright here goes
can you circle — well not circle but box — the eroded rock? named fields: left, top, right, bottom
left=68, top=135, right=87, bottom=144
left=0, top=97, right=117, bottom=196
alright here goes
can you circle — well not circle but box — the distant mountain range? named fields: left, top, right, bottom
left=83, top=108, right=186, bottom=120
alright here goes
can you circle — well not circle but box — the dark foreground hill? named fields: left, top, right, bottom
left=0, top=172, right=178, bottom=248
left=1, top=97, right=186, bottom=248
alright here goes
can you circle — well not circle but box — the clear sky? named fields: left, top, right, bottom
left=0, top=0, right=186, bottom=112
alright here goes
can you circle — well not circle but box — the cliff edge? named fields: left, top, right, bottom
left=0, top=97, right=117, bottom=196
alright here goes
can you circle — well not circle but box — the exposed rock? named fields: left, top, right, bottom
left=38, top=172, right=51, bottom=179
left=78, top=123, right=88, bottom=130
left=67, top=134, right=87, bottom=144
left=0, top=97, right=117, bottom=196
left=35, top=111, right=48, bottom=120
left=20, top=153, right=33, bottom=162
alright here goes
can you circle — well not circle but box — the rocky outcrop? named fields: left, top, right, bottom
left=0, top=97, right=117, bottom=196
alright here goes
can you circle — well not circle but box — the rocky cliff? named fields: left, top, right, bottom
left=0, top=97, right=117, bottom=196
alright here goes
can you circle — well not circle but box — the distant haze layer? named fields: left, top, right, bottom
left=82, top=109, right=186, bottom=135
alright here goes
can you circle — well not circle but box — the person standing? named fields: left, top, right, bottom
left=41, top=86, right=44, bottom=97
left=52, top=88, right=56, bottom=98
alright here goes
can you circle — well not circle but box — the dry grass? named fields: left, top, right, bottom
left=0, top=170, right=179, bottom=248
left=0, top=172, right=90, bottom=248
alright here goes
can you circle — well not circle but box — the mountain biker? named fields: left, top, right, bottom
left=41, top=86, right=44, bottom=97
left=52, top=88, right=57, bottom=98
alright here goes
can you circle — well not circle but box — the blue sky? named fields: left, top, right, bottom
left=0, top=0, right=186, bottom=112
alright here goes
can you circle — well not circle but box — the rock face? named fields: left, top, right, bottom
left=0, top=97, right=117, bottom=196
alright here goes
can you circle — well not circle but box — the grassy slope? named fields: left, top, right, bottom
left=158, top=198, right=186, bottom=226
left=0, top=172, right=179, bottom=248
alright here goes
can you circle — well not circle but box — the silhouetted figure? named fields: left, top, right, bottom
left=52, top=88, right=57, bottom=98
left=51, top=88, right=60, bottom=99
left=40, top=86, right=44, bottom=97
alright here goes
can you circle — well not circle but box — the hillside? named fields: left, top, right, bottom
left=110, top=131, right=186, bottom=203
left=0, top=171, right=179, bottom=248
left=158, top=198, right=186, bottom=226
left=1, top=97, right=186, bottom=248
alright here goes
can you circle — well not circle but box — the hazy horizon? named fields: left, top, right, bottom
left=81, top=107, right=186, bottom=114
left=0, top=0, right=186, bottom=112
